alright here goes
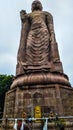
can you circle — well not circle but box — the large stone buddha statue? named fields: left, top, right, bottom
left=11, top=0, right=70, bottom=89
left=16, top=0, right=63, bottom=75
left=3, top=1, right=72, bottom=120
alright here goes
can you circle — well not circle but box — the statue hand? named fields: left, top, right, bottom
left=20, top=10, right=27, bottom=22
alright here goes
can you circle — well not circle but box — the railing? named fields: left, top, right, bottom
left=0, top=116, right=73, bottom=130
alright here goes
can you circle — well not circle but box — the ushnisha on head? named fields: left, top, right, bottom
left=31, top=0, right=43, bottom=12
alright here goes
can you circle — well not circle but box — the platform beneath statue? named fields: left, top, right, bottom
left=3, top=72, right=73, bottom=119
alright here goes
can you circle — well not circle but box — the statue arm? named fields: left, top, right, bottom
left=46, top=12, right=60, bottom=62
left=17, top=10, right=28, bottom=62
left=46, top=13, right=56, bottom=43
left=16, top=10, right=30, bottom=75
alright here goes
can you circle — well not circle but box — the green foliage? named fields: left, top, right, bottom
left=0, top=74, right=14, bottom=118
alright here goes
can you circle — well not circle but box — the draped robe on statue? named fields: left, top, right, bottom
left=16, top=9, right=61, bottom=75
left=26, top=11, right=50, bottom=66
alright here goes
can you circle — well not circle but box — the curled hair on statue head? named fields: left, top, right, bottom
left=31, top=0, right=43, bottom=12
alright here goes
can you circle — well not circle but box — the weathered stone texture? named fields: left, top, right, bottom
left=4, top=83, right=73, bottom=119
left=60, top=87, right=73, bottom=116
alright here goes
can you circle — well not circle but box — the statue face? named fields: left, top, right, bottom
left=31, top=1, right=43, bottom=12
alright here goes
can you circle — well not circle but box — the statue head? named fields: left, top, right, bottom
left=31, top=0, right=43, bottom=12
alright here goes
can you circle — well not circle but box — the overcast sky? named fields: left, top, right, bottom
left=0, top=0, right=73, bottom=86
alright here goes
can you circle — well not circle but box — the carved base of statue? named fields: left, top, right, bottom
left=10, top=71, right=71, bottom=89
left=3, top=72, right=73, bottom=120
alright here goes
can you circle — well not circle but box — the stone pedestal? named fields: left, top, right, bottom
left=3, top=72, right=73, bottom=119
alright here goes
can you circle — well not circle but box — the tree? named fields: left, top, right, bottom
left=0, top=74, right=13, bottom=118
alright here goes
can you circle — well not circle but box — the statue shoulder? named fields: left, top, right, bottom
left=43, top=11, right=53, bottom=18
left=43, top=11, right=53, bottom=23
left=27, top=12, right=34, bottom=19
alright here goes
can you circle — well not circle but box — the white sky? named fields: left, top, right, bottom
left=0, top=0, right=73, bottom=86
